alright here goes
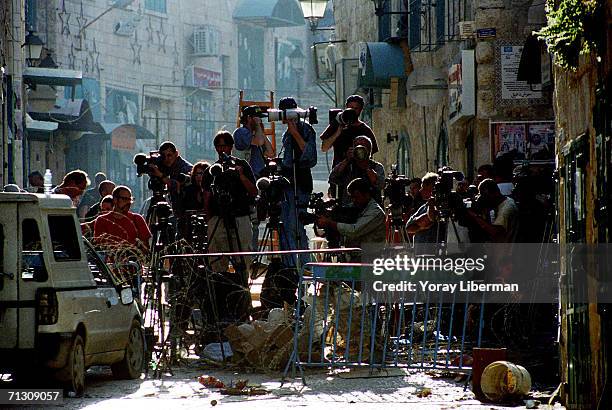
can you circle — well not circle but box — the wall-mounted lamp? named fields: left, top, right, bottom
left=299, top=0, right=330, bottom=33
left=24, top=31, right=44, bottom=65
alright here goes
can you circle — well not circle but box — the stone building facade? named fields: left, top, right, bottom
left=14, top=0, right=329, bottom=202
left=551, top=1, right=612, bottom=407
left=331, top=0, right=554, bottom=181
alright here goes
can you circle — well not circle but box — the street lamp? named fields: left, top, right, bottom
left=24, top=31, right=44, bottom=65
left=289, top=46, right=305, bottom=99
left=298, top=0, right=328, bottom=32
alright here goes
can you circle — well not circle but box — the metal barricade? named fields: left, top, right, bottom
left=284, top=262, right=485, bottom=381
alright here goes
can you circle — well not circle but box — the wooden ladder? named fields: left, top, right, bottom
left=236, top=90, right=277, bottom=152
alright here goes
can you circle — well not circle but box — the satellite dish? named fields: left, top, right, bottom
left=406, top=66, right=447, bottom=107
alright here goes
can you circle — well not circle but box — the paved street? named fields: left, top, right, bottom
left=43, top=362, right=562, bottom=409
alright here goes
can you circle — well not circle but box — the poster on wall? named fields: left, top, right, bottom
left=105, top=88, right=139, bottom=125
left=491, top=121, right=555, bottom=162
left=500, top=46, right=542, bottom=100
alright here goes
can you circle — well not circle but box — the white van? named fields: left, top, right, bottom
left=0, top=193, right=144, bottom=396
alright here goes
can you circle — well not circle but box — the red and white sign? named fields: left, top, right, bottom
left=188, top=66, right=222, bottom=89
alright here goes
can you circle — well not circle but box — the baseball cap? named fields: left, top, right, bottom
left=242, top=105, right=266, bottom=118
left=278, top=97, right=298, bottom=110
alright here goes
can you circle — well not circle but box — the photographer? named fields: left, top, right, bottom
left=321, top=95, right=379, bottom=168
left=464, top=178, right=519, bottom=243
left=147, top=141, right=193, bottom=218
left=278, top=97, right=317, bottom=268
left=316, top=178, right=385, bottom=258
left=203, top=131, right=257, bottom=273
left=406, top=173, right=444, bottom=254
left=234, top=105, right=275, bottom=250
left=234, top=105, right=274, bottom=178
left=328, top=136, right=385, bottom=206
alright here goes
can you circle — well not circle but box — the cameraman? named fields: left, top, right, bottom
left=328, top=136, right=385, bottom=206
left=234, top=105, right=275, bottom=250
left=464, top=178, right=519, bottom=243
left=203, top=131, right=257, bottom=273
left=317, top=178, right=385, bottom=258
left=278, top=97, right=317, bottom=268
left=147, top=141, right=193, bottom=218
left=234, top=105, right=274, bottom=178
left=321, top=95, right=379, bottom=168
left=405, top=173, right=444, bottom=254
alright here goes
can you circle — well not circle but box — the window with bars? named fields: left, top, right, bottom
left=377, top=0, right=473, bottom=51
left=145, top=0, right=166, bottom=14
left=191, top=26, right=220, bottom=56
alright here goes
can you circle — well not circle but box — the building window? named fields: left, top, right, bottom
left=435, top=123, right=448, bottom=168
left=409, top=0, right=422, bottom=50
left=436, top=0, right=445, bottom=44
left=396, top=132, right=412, bottom=177
left=25, top=0, right=37, bottom=31
left=145, top=0, right=167, bottom=14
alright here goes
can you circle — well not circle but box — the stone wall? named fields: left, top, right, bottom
left=332, top=0, right=555, bottom=180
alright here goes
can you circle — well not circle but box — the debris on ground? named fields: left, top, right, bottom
left=415, top=387, right=432, bottom=398
left=198, top=375, right=226, bottom=388
left=220, top=387, right=269, bottom=396
left=224, top=307, right=295, bottom=370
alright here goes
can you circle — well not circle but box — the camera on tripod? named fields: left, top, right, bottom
left=133, top=151, right=163, bottom=177
left=265, top=106, right=318, bottom=124
left=133, top=151, right=189, bottom=193
left=299, top=192, right=360, bottom=247
left=433, top=170, right=465, bottom=219
left=384, top=164, right=411, bottom=220
left=209, top=153, right=239, bottom=204
left=256, top=159, right=289, bottom=220
left=328, top=108, right=359, bottom=128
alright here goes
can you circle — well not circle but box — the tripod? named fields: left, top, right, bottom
left=386, top=204, right=410, bottom=245
left=142, top=199, right=175, bottom=376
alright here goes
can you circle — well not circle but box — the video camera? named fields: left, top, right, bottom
left=256, top=159, right=290, bottom=220
left=300, top=192, right=361, bottom=247
left=134, top=151, right=163, bottom=177
left=209, top=153, right=240, bottom=206
left=329, top=108, right=359, bottom=128
left=433, top=169, right=465, bottom=219
left=265, top=106, right=318, bottom=124
left=383, top=164, right=411, bottom=221
left=133, top=151, right=189, bottom=193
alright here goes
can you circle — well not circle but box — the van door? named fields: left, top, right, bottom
left=0, top=204, right=19, bottom=350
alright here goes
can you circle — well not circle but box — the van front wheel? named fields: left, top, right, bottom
left=111, top=320, right=144, bottom=379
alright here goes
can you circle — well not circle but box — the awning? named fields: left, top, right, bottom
left=76, top=124, right=156, bottom=152
left=358, top=42, right=407, bottom=88
left=233, top=0, right=305, bottom=28
left=101, top=123, right=157, bottom=140
left=20, top=111, right=58, bottom=140
left=29, top=98, right=105, bottom=133
left=23, top=67, right=83, bottom=86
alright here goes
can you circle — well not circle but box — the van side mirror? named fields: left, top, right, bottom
left=120, top=287, right=134, bottom=305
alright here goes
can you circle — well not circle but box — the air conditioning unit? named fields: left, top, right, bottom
left=458, top=21, right=476, bottom=39
left=114, top=20, right=137, bottom=36
left=324, top=44, right=337, bottom=75
left=191, top=26, right=219, bottom=56
left=312, top=43, right=336, bottom=81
